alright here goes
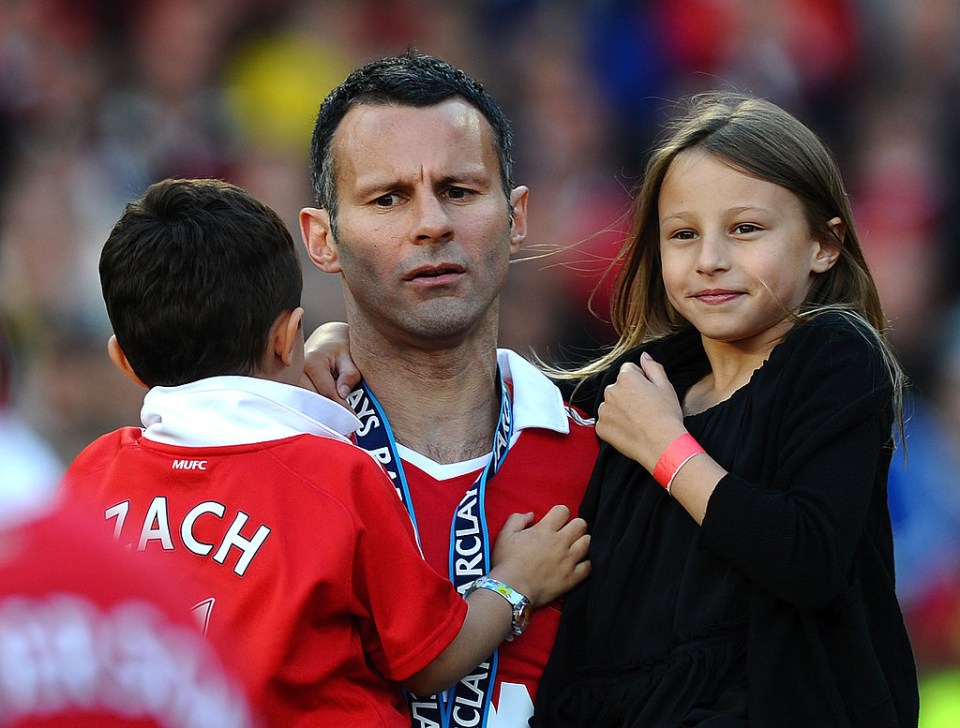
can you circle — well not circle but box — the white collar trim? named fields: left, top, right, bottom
left=141, top=376, right=361, bottom=447
left=496, top=348, right=570, bottom=435
left=395, top=349, right=570, bottom=477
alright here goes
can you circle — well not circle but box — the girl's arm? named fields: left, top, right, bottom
left=595, top=351, right=727, bottom=524
left=597, top=317, right=893, bottom=609
left=696, top=323, right=893, bottom=608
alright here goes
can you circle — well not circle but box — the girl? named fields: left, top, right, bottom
left=533, top=92, right=919, bottom=727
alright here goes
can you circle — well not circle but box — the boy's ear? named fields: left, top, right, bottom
left=812, top=216, right=844, bottom=273
left=300, top=207, right=341, bottom=273
left=107, top=336, right=148, bottom=389
left=275, top=306, right=305, bottom=367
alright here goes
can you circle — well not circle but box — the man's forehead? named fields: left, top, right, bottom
left=332, top=100, right=499, bottom=180
left=335, top=99, right=489, bottom=143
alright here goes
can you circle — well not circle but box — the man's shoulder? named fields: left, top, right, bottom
left=507, top=410, right=598, bottom=473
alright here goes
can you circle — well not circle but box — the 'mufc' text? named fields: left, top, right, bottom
left=105, top=497, right=271, bottom=577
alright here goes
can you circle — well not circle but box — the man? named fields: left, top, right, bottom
left=60, top=177, right=588, bottom=726
left=299, top=51, right=598, bottom=728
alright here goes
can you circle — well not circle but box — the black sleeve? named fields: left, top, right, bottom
left=700, top=318, right=895, bottom=609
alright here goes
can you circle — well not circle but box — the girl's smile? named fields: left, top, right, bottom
left=658, top=148, right=840, bottom=357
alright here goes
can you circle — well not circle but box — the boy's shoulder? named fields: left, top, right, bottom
left=67, top=426, right=145, bottom=474
left=254, top=431, right=390, bottom=477
left=260, top=433, right=400, bottom=509
left=63, top=425, right=382, bottom=490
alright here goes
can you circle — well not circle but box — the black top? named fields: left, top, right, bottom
left=535, top=313, right=919, bottom=727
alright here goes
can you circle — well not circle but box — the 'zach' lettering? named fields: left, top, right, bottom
left=104, top=497, right=270, bottom=576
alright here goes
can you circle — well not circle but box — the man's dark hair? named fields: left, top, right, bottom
left=310, top=49, right=515, bottom=221
left=99, top=178, right=302, bottom=387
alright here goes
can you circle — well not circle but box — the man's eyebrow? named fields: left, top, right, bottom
left=353, top=169, right=492, bottom=196
left=436, top=168, right=494, bottom=188
left=350, top=174, right=405, bottom=197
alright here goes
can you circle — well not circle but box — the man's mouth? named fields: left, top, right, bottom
left=404, top=263, right=465, bottom=282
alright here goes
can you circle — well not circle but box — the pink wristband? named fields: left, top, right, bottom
left=652, top=433, right=705, bottom=492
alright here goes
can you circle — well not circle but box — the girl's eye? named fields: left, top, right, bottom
left=672, top=230, right=696, bottom=240
left=733, top=223, right=760, bottom=235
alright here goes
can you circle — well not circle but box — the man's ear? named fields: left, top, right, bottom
left=300, top=207, right=342, bottom=273
left=275, top=307, right=306, bottom=367
left=107, top=335, right=148, bottom=388
left=811, top=216, right=844, bottom=273
left=508, top=185, right=529, bottom=256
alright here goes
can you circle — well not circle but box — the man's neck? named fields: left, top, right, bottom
left=352, top=337, right=501, bottom=464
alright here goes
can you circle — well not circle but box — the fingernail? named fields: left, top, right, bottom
left=338, top=384, right=351, bottom=399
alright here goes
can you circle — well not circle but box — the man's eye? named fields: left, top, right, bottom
left=447, top=187, right=470, bottom=200
left=374, top=194, right=397, bottom=207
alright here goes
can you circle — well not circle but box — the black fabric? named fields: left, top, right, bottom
left=534, top=313, right=919, bottom=728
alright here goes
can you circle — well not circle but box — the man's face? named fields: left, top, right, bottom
left=301, top=99, right=528, bottom=348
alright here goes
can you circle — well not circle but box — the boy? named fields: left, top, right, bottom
left=61, top=178, right=590, bottom=726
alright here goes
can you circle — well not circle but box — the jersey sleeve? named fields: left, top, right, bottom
left=347, top=458, right=468, bottom=682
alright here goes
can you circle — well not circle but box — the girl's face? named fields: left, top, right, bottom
left=658, top=148, right=839, bottom=354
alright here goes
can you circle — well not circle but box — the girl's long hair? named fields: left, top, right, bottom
left=553, top=92, right=904, bottom=425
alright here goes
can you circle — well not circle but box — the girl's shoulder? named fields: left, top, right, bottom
left=569, top=329, right=704, bottom=415
left=778, top=309, right=894, bottom=389
left=786, top=309, right=882, bottom=356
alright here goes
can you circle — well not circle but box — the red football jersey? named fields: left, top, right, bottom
left=390, top=351, right=598, bottom=727
left=0, top=502, right=257, bottom=728
left=62, top=400, right=468, bottom=728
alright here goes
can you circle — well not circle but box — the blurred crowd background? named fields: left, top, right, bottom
left=1, top=0, right=959, bottom=720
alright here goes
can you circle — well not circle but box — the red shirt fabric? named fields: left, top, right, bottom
left=388, top=351, right=598, bottom=727
left=60, top=377, right=468, bottom=727
left=0, top=503, right=258, bottom=728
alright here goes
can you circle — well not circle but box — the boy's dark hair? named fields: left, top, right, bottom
left=310, top=49, right=515, bottom=222
left=99, top=178, right=302, bottom=387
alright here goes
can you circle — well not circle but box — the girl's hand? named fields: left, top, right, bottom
left=299, top=322, right=361, bottom=408
left=596, top=352, right=687, bottom=470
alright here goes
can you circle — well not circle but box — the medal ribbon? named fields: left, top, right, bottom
left=349, top=368, right=514, bottom=728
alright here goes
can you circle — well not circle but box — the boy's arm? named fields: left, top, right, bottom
left=403, top=505, right=590, bottom=696
left=299, top=322, right=359, bottom=406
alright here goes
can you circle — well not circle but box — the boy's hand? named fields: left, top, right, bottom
left=299, top=322, right=361, bottom=407
left=488, top=504, right=590, bottom=608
